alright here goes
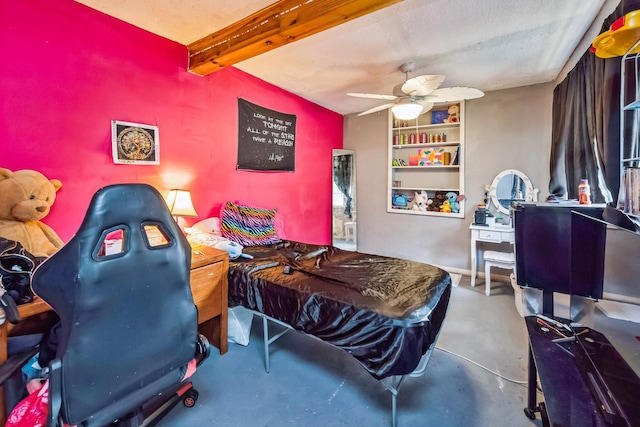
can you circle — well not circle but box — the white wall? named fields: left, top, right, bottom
left=343, top=83, right=554, bottom=272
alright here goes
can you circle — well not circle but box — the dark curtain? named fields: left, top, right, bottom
left=549, top=0, right=640, bottom=204
left=333, top=154, right=353, bottom=219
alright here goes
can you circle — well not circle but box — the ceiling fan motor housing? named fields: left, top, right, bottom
left=400, top=61, right=416, bottom=74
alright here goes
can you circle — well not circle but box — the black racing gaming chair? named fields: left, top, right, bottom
left=30, top=183, right=208, bottom=426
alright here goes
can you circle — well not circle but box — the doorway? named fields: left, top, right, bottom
left=332, top=149, right=356, bottom=250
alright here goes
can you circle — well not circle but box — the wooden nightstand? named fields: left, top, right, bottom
left=190, top=245, right=229, bottom=355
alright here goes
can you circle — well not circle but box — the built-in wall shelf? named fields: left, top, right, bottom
left=387, top=102, right=465, bottom=218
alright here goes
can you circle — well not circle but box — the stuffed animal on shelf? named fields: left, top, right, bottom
left=440, top=200, right=452, bottom=213
left=0, top=168, right=63, bottom=257
left=443, top=104, right=460, bottom=123
left=412, top=190, right=432, bottom=212
left=445, top=191, right=466, bottom=214
left=429, top=191, right=446, bottom=212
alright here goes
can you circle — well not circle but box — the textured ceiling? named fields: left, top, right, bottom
left=74, top=0, right=618, bottom=115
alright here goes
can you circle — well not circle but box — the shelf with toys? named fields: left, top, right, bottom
left=387, top=102, right=465, bottom=218
left=390, top=189, right=464, bottom=215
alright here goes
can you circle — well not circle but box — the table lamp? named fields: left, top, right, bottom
left=165, top=189, right=198, bottom=223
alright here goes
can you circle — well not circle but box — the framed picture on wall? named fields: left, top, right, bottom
left=111, top=120, right=160, bottom=165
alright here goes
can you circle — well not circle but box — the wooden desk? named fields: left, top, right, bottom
left=190, top=245, right=229, bottom=355
left=0, top=246, right=229, bottom=423
left=0, top=246, right=229, bottom=361
left=0, top=298, right=52, bottom=362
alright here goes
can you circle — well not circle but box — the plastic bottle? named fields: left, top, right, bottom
left=579, top=179, right=591, bottom=205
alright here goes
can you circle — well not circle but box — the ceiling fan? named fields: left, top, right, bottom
left=347, top=62, right=484, bottom=119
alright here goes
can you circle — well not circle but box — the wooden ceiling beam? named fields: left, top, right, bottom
left=187, top=0, right=403, bottom=76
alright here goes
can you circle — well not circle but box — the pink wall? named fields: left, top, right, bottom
left=0, top=0, right=343, bottom=244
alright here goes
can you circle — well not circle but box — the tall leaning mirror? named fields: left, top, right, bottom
left=332, top=149, right=356, bottom=250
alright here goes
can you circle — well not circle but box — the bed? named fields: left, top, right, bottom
left=188, top=204, right=452, bottom=426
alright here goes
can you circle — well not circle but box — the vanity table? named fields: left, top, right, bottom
left=469, top=220, right=515, bottom=286
left=470, top=169, right=538, bottom=286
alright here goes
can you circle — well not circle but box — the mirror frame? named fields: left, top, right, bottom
left=489, top=169, right=535, bottom=215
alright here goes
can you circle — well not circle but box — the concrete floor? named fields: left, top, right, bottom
left=159, top=273, right=639, bottom=426
left=160, top=276, right=546, bottom=427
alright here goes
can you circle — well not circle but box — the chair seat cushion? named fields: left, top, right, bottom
left=484, top=250, right=515, bottom=263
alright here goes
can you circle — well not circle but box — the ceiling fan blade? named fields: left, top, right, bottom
left=347, top=92, right=397, bottom=100
left=357, top=102, right=396, bottom=116
left=415, top=100, right=434, bottom=113
left=401, top=75, right=445, bottom=96
left=428, top=87, right=485, bottom=102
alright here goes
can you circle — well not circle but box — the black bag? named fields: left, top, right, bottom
left=0, top=238, right=42, bottom=305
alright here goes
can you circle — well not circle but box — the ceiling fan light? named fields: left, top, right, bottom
left=391, top=101, right=423, bottom=120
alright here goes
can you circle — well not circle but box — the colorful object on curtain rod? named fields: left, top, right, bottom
left=591, top=9, right=640, bottom=58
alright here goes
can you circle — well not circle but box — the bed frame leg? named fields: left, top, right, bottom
left=382, top=375, right=404, bottom=427
left=391, top=388, right=397, bottom=427
left=256, top=312, right=292, bottom=374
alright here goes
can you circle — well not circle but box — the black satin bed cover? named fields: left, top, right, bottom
left=227, top=240, right=451, bottom=380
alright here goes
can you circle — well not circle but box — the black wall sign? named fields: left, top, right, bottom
left=237, top=98, right=296, bottom=171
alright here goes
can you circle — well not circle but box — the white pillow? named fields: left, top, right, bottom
left=186, top=230, right=227, bottom=248
left=188, top=217, right=221, bottom=234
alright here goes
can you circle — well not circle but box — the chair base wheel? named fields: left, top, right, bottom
left=183, top=389, right=199, bottom=407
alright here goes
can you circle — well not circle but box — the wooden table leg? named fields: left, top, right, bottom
left=198, top=314, right=228, bottom=355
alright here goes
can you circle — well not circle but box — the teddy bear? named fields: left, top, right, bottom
left=443, top=104, right=460, bottom=123
left=429, top=191, right=446, bottom=211
left=411, top=190, right=432, bottom=212
left=0, top=168, right=63, bottom=257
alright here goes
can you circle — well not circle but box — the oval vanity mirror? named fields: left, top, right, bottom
left=489, top=169, right=537, bottom=215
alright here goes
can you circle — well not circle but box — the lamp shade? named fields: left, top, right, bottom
left=165, top=189, right=198, bottom=218
left=391, top=99, right=423, bottom=120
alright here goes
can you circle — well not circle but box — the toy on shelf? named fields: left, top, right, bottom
left=392, top=194, right=410, bottom=208
left=445, top=191, right=465, bottom=214
left=412, top=190, right=432, bottom=212
left=591, top=9, right=640, bottom=58
left=443, top=104, right=460, bottom=123
left=440, top=200, right=452, bottom=213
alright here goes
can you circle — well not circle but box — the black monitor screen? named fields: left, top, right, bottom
left=514, top=204, right=605, bottom=298
left=570, top=211, right=606, bottom=300
left=600, top=214, right=640, bottom=301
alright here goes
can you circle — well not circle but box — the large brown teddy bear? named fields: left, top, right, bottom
left=0, top=168, right=63, bottom=257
